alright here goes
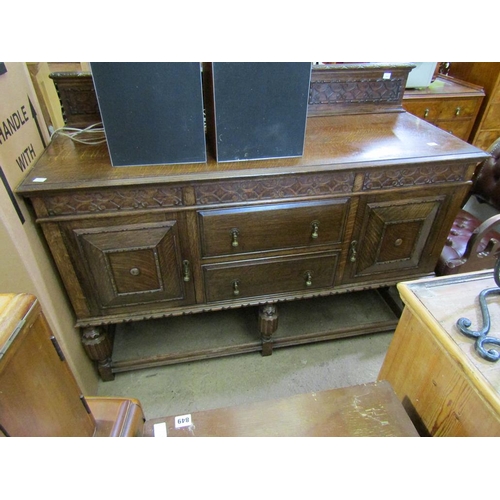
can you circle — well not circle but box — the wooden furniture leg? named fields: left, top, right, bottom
left=258, top=304, right=278, bottom=356
left=81, top=325, right=115, bottom=381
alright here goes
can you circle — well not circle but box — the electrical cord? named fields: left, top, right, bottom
left=50, top=122, right=107, bottom=145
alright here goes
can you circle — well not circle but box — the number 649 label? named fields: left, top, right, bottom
left=174, top=414, right=192, bottom=429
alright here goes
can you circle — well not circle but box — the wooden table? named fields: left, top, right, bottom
left=379, top=270, right=500, bottom=436
left=143, top=380, right=419, bottom=437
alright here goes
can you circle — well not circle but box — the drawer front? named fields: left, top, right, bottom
left=403, top=101, right=439, bottom=122
left=203, top=252, right=339, bottom=302
left=198, top=199, right=349, bottom=257
left=436, top=119, right=472, bottom=140
left=438, top=98, right=479, bottom=120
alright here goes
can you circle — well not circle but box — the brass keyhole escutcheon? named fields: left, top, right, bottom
left=231, top=229, right=240, bottom=248
left=130, top=267, right=140, bottom=276
left=232, top=280, right=240, bottom=296
left=311, top=221, right=320, bottom=239
left=394, top=238, right=403, bottom=247
left=424, top=108, right=430, bottom=118
left=455, top=106, right=461, bottom=116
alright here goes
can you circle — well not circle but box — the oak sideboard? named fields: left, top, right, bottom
left=17, top=108, right=488, bottom=380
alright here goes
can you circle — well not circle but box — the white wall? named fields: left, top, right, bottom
left=0, top=62, right=98, bottom=394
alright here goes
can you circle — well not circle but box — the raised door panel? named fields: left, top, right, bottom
left=198, top=199, right=349, bottom=258
left=345, top=194, right=446, bottom=282
left=73, top=220, right=193, bottom=310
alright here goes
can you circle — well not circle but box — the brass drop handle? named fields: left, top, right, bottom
left=231, top=229, right=239, bottom=248
left=455, top=106, right=461, bottom=116
left=350, top=240, right=358, bottom=263
left=424, top=108, right=429, bottom=118
left=311, top=221, right=319, bottom=239
left=232, top=280, right=240, bottom=296
left=183, top=260, right=191, bottom=282
left=304, top=271, right=313, bottom=287
left=129, top=267, right=141, bottom=276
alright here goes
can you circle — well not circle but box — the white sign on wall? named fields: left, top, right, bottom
left=0, top=62, right=49, bottom=224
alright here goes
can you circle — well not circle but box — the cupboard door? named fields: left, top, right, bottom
left=345, top=194, right=446, bottom=282
left=73, top=220, right=193, bottom=309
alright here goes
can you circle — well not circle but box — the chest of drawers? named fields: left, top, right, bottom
left=403, top=75, right=485, bottom=142
left=16, top=112, right=488, bottom=380
left=446, top=63, right=500, bottom=150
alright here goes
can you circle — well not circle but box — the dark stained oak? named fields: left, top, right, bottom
left=16, top=110, right=489, bottom=380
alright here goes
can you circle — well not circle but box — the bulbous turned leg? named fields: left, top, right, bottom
left=258, top=303, right=278, bottom=356
left=81, top=325, right=115, bottom=381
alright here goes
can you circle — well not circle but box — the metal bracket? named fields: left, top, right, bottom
left=456, top=259, right=500, bottom=362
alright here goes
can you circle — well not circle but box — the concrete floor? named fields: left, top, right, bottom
left=96, top=291, right=398, bottom=421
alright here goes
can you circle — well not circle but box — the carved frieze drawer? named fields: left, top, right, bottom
left=42, top=185, right=183, bottom=217
left=194, top=172, right=355, bottom=205
left=362, top=163, right=468, bottom=191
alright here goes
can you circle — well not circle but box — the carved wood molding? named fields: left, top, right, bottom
left=309, top=79, right=404, bottom=105
left=362, top=164, right=468, bottom=190
left=194, top=172, right=355, bottom=205
left=44, top=186, right=183, bottom=216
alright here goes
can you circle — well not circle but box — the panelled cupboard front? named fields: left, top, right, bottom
left=17, top=112, right=489, bottom=380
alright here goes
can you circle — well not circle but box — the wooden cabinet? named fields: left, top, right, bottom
left=17, top=111, right=488, bottom=381
left=446, top=63, right=500, bottom=150
left=403, top=74, right=485, bottom=141
left=379, top=271, right=500, bottom=436
left=0, top=293, right=145, bottom=436
left=0, top=293, right=96, bottom=436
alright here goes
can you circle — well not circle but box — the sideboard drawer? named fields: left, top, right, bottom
left=437, top=120, right=471, bottom=138
left=438, top=98, right=479, bottom=120
left=203, top=252, right=339, bottom=302
left=403, top=100, right=439, bottom=122
left=198, top=199, right=349, bottom=257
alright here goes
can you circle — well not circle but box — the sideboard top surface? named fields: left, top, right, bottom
left=17, top=112, right=488, bottom=194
